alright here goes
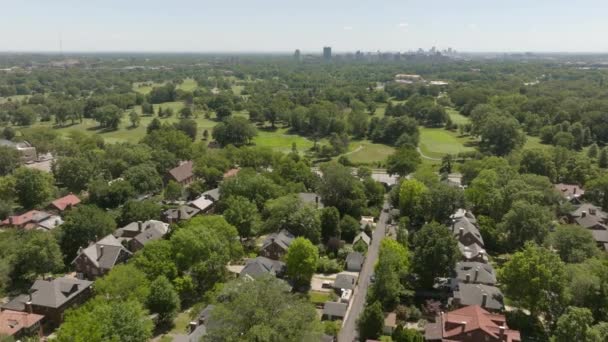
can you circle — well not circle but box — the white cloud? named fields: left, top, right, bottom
left=343, top=26, right=353, bottom=31
left=397, top=22, right=409, bottom=28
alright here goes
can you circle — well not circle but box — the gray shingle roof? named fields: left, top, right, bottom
left=453, top=283, right=504, bottom=311
left=346, top=252, right=364, bottom=266
left=353, top=232, right=371, bottom=246
left=454, top=262, right=497, bottom=286
left=116, top=220, right=169, bottom=238
left=133, top=223, right=169, bottom=246
left=333, top=273, right=357, bottom=290
left=323, top=302, right=348, bottom=318
left=450, top=216, right=484, bottom=246
left=202, top=188, right=220, bottom=202
left=458, top=242, right=487, bottom=262
left=73, top=234, right=132, bottom=270
left=163, top=205, right=200, bottom=221
left=240, top=257, right=286, bottom=279
left=262, top=230, right=295, bottom=251
left=3, top=277, right=92, bottom=310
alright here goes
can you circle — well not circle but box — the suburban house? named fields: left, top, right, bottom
left=452, top=262, right=497, bottom=287
left=322, top=302, right=348, bottom=321
left=370, top=172, right=399, bottom=188
left=333, top=273, right=357, bottom=292
left=425, top=305, right=521, bottom=342
left=298, top=192, right=324, bottom=209
left=450, top=209, right=488, bottom=263
left=450, top=283, right=504, bottom=312
left=72, top=234, right=132, bottom=279
left=239, top=257, right=286, bottom=279
left=383, top=312, right=397, bottom=335
left=173, top=305, right=214, bottom=342
left=0, top=310, right=44, bottom=339
left=1, top=276, right=93, bottom=326
left=352, top=232, right=371, bottom=252
left=0, top=210, right=63, bottom=231
left=260, top=229, right=295, bottom=260
left=360, top=216, right=375, bottom=230
left=444, top=173, right=464, bottom=188
left=189, top=195, right=215, bottom=213
left=49, top=193, right=81, bottom=212
left=162, top=205, right=201, bottom=224
left=166, top=160, right=195, bottom=186
left=114, top=220, right=170, bottom=251
left=0, top=139, right=37, bottom=163
left=568, top=203, right=608, bottom=251
left=202, top=188, right=220, bottom=202
left=555, top=183, right=584, bottom=203
left=345, top=252, right=364, bottom=272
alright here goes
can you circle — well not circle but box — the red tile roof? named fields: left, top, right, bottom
left=51, top=194, right=81, bottom=211
left=430, top=305, right=520, bottom=342
left=1, top=210, right=51, bottom=227
left=0, top=310, right=43, bottom=336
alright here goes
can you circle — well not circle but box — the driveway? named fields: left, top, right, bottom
left=338, top=199, right=389, bottom=342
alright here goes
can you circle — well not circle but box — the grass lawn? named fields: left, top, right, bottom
left=344, top=140, right=395, bottom=165
left=133, top=81, right=165, bottom=95
left=0, top=95, right=29, bottom=104
left=310, top=291, right=333, bottom=305
left=178, top=78, right=198, bottom=92
left=446, top=107, right=470, bottom=125
left=253, top=128, right=315, bottom=153
left=231, top=84, right=245, bottom=95
left=372, top=104, right=386, bottom=118
left=170, top=311, right=192, bottom=334
left=523, top=135, right=551, bottom=150
left=419, top=127, right=475, bottom=158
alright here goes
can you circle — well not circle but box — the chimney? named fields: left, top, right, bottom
left=98, top=245, right=104, bottom=260
left=78, top=247, right=83, bottom=255
left=177, top=209, right=182, bottom=221
left=465, top=274, right=470, bottom=283
left=25, top=301, right=33, bottom=313
left=499, top=326, right=506, bottom=341
left=590, top=208, right=596, bottom=216
left=479, top=251, right=485, bottom=260
left=582, top=211, right=587, bottom=217
left=481, top=293, right=487, bottom=308
left=474, top=268, right=479, bottom=282
left=573, top=187, right=577, bottom=194
left=189, top=321, right=198, bottom=333
left=459, top=227, right=464, bottom=239
left=137, top=221, right=143, bottom=232
left=8, top=216, right=14, bottom=225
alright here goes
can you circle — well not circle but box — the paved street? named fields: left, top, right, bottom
left=338, top=199, right=389, bottom=342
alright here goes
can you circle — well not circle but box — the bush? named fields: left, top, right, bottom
left=316, top=256, right=343, bottom=274
left=323, top=320, right=341, bottom=336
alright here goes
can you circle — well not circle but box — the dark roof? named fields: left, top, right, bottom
left=297, top=192, right=324, bottom=208
left=3, top=277, right=92, bottom=310
left=163, top=205, right=200, bottom=221
left=571, top=204, right=608, bottom=229
left=450, top=215, right=484, bottom=246
left=133, top=223, right=169, bottom=246
left=346, top=252, right=364, bottom=266
left=353, top=232, right=371, bottom=246
left=202, top=188, right=220, bottom=202
left=458, top=242, right=487, bottom=262
left=323, top=302, right=348, bottom=318
left=115, top=220, right=168, bottom=237
left=454, top=262, right=497, bottom=286
left=453, top=283, right=504, bottom=311
left=333, top=273, right=357, bottom=290
left=72, top=234, right=132, bottom=270
left=240, top=257, right=286, bottom=279
left=168, top=161, right=194, bottom=183
left=262, top=230, right=295, bottom=251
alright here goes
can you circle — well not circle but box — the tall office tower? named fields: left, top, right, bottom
left=294, top=49, right=302, bottom=61
left=323, top=46, right=332, bottom=61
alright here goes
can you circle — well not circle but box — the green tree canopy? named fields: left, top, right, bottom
left=286, top=237, right=319, bottom=289
left=412, top=222, right=460, bottom=288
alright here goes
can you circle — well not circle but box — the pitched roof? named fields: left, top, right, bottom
left=168, top=161, right=194, bottom=183
left=450, top=215, right=484, bottom=246
left=3, top=277, right=93, bottom=311
left=298, top=192, right=324, bottom=208
left=425, top=305, right=520, bottom=342
left=453, top=283, right=504, bottom=311
left=50, top=194, right=81, bottom=211
left=346, top=252, right=365, bottom=266
left=133, top=222, right=170, bottom=246
left=454, top=262, right=497, bottom=286
left=262, top=230, right=295, bottom=251
left=1, top=210, right=52, bottom=227
left=571, top=203, right=607, bottom=219
left=333, top=273, right=357, bottom=290
left=36, top=215, right=64, bottom=231
left=0, top=309, right=43, bottom=336
left=571, top=204, right=608, bottom=229
left=73, top=234, right=132, bottom=270
left=163, top=205, right=201, bottom=221
left=116, top=220, right=168, bottom=237
left=555, top=183, right=584, bottom=200
left=189, top=196, right=214, bottom=211
left=240, top=257, right=286, bottom=279
left=353, top=232, right=371, bottom=246
left=323, top=302, right=348, bottom=318
left=202, top=188, right=220, bottom=202
left=458, top=242, right=487, bottom=262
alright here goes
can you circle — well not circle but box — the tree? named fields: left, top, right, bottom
left=59, top=205, right=116, bottom=261
left=499, top=200, right=552, bottom=251
left=318, top=162, right=367, bottom=218
left=479, top=114, right=525, bottom=156
left=56, top=299, right=153, bottom=342
left=586, top=173, right=608, bottom=210
left=320, top=206, right=341, bottom=242
left=392, top=325, right=424, bottom=342
left=553, top=306, right=594, bottom=342
left=424, top=183, right=465, bottom=223
left=122, top=163, right=163, bottom=195
left=164, top=180, right=183, bottom=201
left=53, top=156, right=96, bottom=193
left=147, top=276, right=180, bottom=326
left=286, top=237, right=319, bottom=289
left=93, top=104, right=123, bottom=129
left=11, top=231, right=63, bottom=283
left=600, top=147, right=608, bottom=168
left=357, top=301, right=384, bottom=341
left=519, top=149, right=557, bottom=181
left=386, top=147, right=421, bottom=177
left=173, top=118, right=197, bottom=140
left=212, top=116, right=257, bottom=147
left=129, top=110, right=140, bottom=127
left=551, top=225, right=599, bottom=263
left=340, top=214, right=360, bottom=242
left=131, top=240, right=178, bottom=281
left=118, top=200, right=161, bottom=226
left=499, top=243, right=567, bottom=320
left=371, top=239, right=410, bottom=309
left=223, top=195, right=260, bottom=239
left=179, top=106, right=193, bottom=119
left=13, top=167, right=55, bottom=209
left=147, top=117, right=161, bottom=134
left=412, top=222, right=460, bottom=288
left=88, top=179, right=135, bottom=209
left=587, top=322, right=608, bottom=341
left=2, top=127, right=15, bottom=140
left=95, top=264, right=151, bottom=303
left=220, top=170, right=283, bottom=210
left=205, top=276, right=322, bottom=341
left=215, top=106, right=232, bottom=121
left=263, top=195, right=321, bottom=243
left=0, top=146, right=20, bottom=176
left=399, top=179, right=428, bottom=218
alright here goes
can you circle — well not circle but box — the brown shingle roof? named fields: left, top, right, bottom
left=168, top=161, right=194, bottom=183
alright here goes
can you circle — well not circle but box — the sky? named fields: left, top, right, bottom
left=2, top=0, right=608, bottom=53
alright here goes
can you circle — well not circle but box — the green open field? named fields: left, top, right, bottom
left=253, top=128, right=315, bottom=153
left=446, top=107, right=471, bottom=125
left=419, top=127, right=476, bottom=159
left=343, top=140, right=395, bottom=165
left=0, top=95, right=29, bottom=104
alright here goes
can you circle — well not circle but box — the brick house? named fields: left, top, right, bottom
left=72, top=234, right=132, bottom=279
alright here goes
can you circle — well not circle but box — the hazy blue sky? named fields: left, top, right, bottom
left=2, top=0, right=607, bottom=52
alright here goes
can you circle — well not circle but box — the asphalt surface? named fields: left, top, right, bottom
left=338, top=200, right=389, bottom=342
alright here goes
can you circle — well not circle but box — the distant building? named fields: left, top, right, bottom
left=294, top=49, right=302, bottom=62
left=0, top=139, right=36, bottom=163
left=555, top=183, right=584, bottom=203
left=162, top=205, right=201, bottom=224
left=239, top=256, right=286, bottom=280
left=72, top=234, right=132, bottom=279
left=115, top=220, right=170, bottom=252
left=323, top=46, right=332, bottom=61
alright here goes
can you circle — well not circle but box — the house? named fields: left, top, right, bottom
left=0, top=210, right=63, bottom=231
left=166, top=161, right=195, bottom=186
left=345, top=252, right=364, bottom=272
left=568, top=203, right=608, bottom=251
left=49, top=193, right=80, bottom=212
left=444, top=173, right=464, bottom=188
left=162, top=205, right=201, bottom=224
left=260, top=229, right=295, bottom=260
left=322, top=302, right=348, bottom=321
left=555, top=183, right=584, bottom=203
left=115, top=220, right=170, bottom=252
left=450, top=211, right=484, bottom=247
left=239, top=257, right=286, bottom=279
left=383, top=312, right=397, bottom=335
left=360, top=216, right=375, bottom=230
left=0, top=139, right=37, bottom=163
left=173, top=305, right=214, bottom=342
left=298, top=192, right=324, bottom=209
left=202, top=188, right=220, bottom=202
left=0, top=310, right=44, bottom=339
left=451, top=283, right=504, bottom=312
left=458, top=242, right=488, bottom=263
left=370, top=172, right=399, bottom=188
left=333, top=273, right=357, bottom=291
left=453, top=262, right=497, bottom=287
left=425, top=305, right=521, bottom=342
left=352, top=232, right=371, bottom=252
left=189, top=195, right=215, bottom=213
left=1, top=276, right=93, bottom=326
left=72, top=234, right=132, bottom=279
